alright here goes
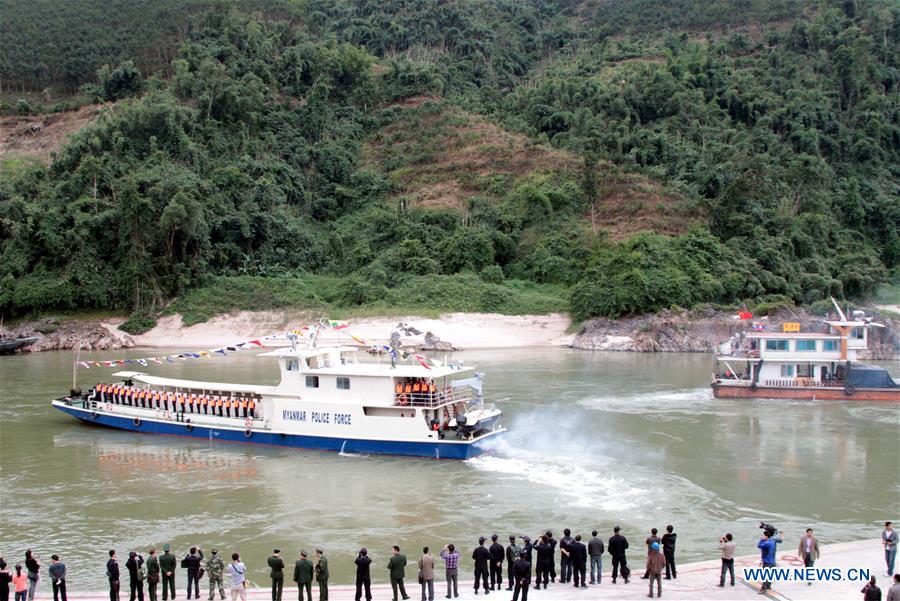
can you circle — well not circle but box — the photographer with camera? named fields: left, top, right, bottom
left=354, top=549, right=371, bottom=601
left=718, top=534, right=735, bottom=587
left=757, top=529, right=778, bottom=594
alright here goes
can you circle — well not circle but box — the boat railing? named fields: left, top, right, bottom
left=394, top=386, right=474, bottom=408
left=75, top=396, right=271, bottom=429
left=761, top=379, right=845, bottom=388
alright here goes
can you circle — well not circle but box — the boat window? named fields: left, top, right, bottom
left=780, top=364, right=795, bottom=377
left=336, top=377, right=350, bottom=390
left=852, top=327, right=864, bottom=339
left=306, top=376, right=319, bottom=388
left=797, top=363, right=813, bottom=377
left=795, top=340, right=817, bottom=352
left=286, top=359, right=300, bottom=371
left=765, top=339, right=788, bottom=351
left=822, top=340, right=839, bottom=351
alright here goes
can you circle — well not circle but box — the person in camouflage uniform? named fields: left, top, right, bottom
left=204, top=550, right=225, bottom=601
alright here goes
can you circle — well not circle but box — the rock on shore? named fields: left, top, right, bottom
left=571, top=306, right=899, bottom=359
left=3, top=317, right=133, bottom=352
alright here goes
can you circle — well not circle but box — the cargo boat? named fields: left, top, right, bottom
left=712, top=302, right=898, bottom=402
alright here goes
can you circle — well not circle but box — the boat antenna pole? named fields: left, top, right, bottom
left=310, top=317, right=325, bottom=349
left=830, top=296, right=847, bottom=322
left=73, top=339, right=83, bottom=391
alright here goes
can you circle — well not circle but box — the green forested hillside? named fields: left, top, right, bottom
left=0, top=0, right=897, bottom=325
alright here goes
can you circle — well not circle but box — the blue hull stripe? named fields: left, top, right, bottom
left=53, top=404, right=497, bottom=460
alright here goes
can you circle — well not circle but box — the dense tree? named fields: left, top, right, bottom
left=0, top=0, right=896, bottom=321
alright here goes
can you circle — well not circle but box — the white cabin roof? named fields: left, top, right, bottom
left=113, top=371, right=276, bottom=394
left=260, top=345, right=470, bottom=378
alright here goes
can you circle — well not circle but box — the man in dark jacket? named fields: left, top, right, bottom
left=488, top=535, right=504, bottom=591
left=294, top=552, right=314, bottom=601
left=314, top=550, right=328, bottom=601
left=642, top=529, right=660, bottom=579
left=108, top=550, right=121, bottom=601
left=558, top=529, right=574, bottom=584
left=568, top=536, right=588, bottom=588
left=505, top=537, right=520, bottom=592
left=268, top=549, right=285, bottom=601
left=588, top=531, right=604, bottom=584
left=126, top=551, right=145, bottom=601
left=512, top=552, right=531, bottom=601
left=608, top=526, right=630, bottom=584
left=661, top=525, right=677, bottom=580
left=387, top=546, right=410, bottom=601
left=532, top=537, right=551, bottom=590
left=145, top=550, right=160, bottom=601
left=354, top=549, right=371, bottom=601
left=544, top=532, right=557, bottom=584
left=48, top=555, right=67, bottom=601
left=184, top=548, right=203, bottom=601
left=158, top=545, right=176, bottom=601
left=471, top=538, right=490, bottom=595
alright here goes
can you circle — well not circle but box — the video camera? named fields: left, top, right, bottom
left=759, top=522, right=778, bottom=537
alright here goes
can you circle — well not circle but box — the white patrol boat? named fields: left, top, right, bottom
left=52, top=339, right=505, bottom=459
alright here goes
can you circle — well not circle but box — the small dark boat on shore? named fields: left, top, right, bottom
left=0, top=336, right=38, bottom=355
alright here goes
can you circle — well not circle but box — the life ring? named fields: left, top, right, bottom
left=844, top=384, right=855, bottom=396
left=244, top=418, right=253, bottom=429
left=133, top=418, right=142, bottom=427
left=398, top=394, right=409, bottom=406
left=185, top=422, right=194, bottom=432
left=244, top=429, right=253, bottom=438
left=90, top=411, right=99, bottom=420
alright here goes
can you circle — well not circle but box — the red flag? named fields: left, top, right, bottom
left=414, top=354, right=432, bottom=370
left=248, top=339, right=263, bottom=347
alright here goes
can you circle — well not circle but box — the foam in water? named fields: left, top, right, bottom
left=468, top=408, right=649, bottom=510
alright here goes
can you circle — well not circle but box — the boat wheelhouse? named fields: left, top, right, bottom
left=711, top=304, right=898, bottom=402
left=52, top=343, right=504, bottom=459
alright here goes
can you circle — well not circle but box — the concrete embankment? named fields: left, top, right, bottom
left=55, top=539, right=890, bottom=601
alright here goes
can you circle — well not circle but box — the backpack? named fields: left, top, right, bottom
left=138, top=563, right=146, bottom=582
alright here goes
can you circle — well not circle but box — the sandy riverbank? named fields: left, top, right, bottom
left=126, top=311, right=573, bottom=350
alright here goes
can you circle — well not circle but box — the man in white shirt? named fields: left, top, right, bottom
left=717, top=534, right=736, bottom=587
left=228, top=554, right=247, bottom=601
left=798, top=529, right=820, bottom=586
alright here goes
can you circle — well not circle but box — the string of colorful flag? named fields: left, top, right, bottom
left=336, top=329, right=435, bottom=370
left=75, top=319, right=436, bottom=370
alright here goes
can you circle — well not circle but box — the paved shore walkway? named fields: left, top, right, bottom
left=55, top=539, right=890, bottom=601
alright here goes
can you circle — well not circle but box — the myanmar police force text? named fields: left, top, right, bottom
left=282, top=409, right=351, bottom=425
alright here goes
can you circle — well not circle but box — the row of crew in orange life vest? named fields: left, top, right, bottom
left=90, top=383, right=257, bottom=418
left=394, top=378, right=441, bottom=397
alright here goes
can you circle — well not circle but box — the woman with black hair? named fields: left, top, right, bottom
left=23, top=552, right=38, bottom=601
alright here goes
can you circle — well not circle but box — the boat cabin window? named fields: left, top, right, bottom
left=822, top=340, right=838, bottom=351
left=797, top=363, right=813, bottom=377
left=306, top=376, right=320, bottom=388
left=780, top=364, right=794, bottom=377
left=852, top=327, right=864, bottom=340
left=765, top=340, right=788, bottom=351
left=286, top=359, right=300, bottom=371
left=795, top=340, right=816, bottom=352
left=336, top=377, right=351, bottom=390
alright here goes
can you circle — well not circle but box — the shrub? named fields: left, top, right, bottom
left=119, top=311, right=158, bottom=335
left=480, top=265, right=505, bottom=283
